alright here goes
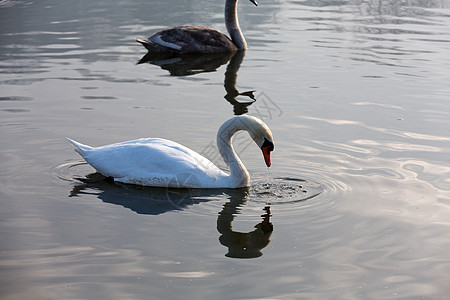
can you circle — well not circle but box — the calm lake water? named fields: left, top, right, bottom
left=1, top=0, right=450, bottom=298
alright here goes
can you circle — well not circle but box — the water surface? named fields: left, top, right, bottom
left=1, top=0, right=450, bottom=299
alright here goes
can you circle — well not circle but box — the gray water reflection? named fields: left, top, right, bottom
left=290, top=0, right=450, bottom=72
left=1, top=0, right=450, bottom=298
left=218, top=200, right=273, bottom=259
left=223, top=50, right=257, bottom=115
left=138, top=50, right=256, bottom=114
left=137, top=51, right=234, bottom=76
left=70, top=173, right=273, bottom=258
left=70, top=174, right=212, bottom=215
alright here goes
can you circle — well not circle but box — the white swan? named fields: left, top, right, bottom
left=135, top=0, right=258, bottom=53
left=67, top=115, right=274, bottom=188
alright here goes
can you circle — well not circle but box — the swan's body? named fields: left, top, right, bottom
left=68, top=115, right=274, bottom=188
left=135, top=0, right=258, bottom=54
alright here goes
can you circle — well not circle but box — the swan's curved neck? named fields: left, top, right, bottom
left=225, top=0, right=247, bottom=50
left=217, top=119, right=250, bottom=187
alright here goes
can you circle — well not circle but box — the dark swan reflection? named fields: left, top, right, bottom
left=137, top=51, right=234, bottom=76
left=70, top=174, right=273, bottom=258
left=138, top=50, right=255, bottom=115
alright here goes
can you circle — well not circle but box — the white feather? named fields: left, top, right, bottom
left=151, top=34, right=182, bottom=50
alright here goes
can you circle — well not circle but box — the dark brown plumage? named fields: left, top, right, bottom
left=136, top=0, right=258, bottom=54
left=136, top=26, right=238, bottom=54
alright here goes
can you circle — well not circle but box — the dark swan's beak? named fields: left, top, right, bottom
left=250, top=0, right=258, bottom=6
left=261, top=138, right=274, bottom=167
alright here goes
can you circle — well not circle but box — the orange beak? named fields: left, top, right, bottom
left=262, top=146, right=272, bottom=167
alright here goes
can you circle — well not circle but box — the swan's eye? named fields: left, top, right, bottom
left=262, top=137, right=274, bottom=151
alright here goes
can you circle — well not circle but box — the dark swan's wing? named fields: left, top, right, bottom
left=137, top=26, right=237, bottom=54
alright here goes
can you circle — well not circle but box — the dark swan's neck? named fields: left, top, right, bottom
left=216, top=118, right=250, bottom=187
left=225, top=0, right=247, bottom=50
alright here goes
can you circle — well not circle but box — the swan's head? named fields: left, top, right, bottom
left=218, top=115, right=274, bottom=167
left=240, top=115, right=274, bottom=167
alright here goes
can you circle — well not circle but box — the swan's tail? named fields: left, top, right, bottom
left=135, top=38, right=149, bottom=46
left=66, top=138, right=92, bottom=157
left=135, top=38, right=156, bottom=51
left=135, top=38, right=173, bottom=53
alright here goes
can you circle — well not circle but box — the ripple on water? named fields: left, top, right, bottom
left=249, top=177, right=324, bottom=205
left=55, top=161, right=340, bottom=218
left=54, top=160, right=96, bottom=183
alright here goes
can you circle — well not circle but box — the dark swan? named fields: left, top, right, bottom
left=135, top=0, right=258, bottom=54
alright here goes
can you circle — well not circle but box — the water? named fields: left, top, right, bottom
left=1, top=0, right=450, bottom=298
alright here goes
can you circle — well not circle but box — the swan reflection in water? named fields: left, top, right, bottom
left=137, top=51, right=234, bottom=76
left=138, top=50, right=255, bottom=115
left=70, top=173, right=272, bottom=258
left=218, top=195, right=273, bottom=259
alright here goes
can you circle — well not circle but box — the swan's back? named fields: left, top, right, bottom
left=136, top=26, right=238, bottom=54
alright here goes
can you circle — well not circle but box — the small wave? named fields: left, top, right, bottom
left=54, top=160, right=95, bottom=182
left=249, top=177, right=324, bottom=205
